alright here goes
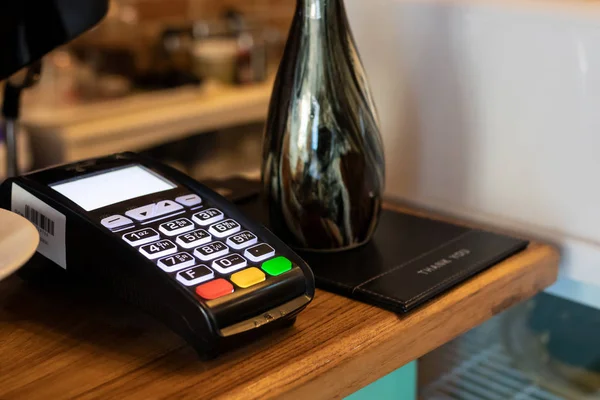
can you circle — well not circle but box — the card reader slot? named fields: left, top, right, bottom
left=206, top=267, right=307, bottom=330
left=218, top=295, right=311, bottom=337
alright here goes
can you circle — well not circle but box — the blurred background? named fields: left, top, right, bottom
left=0, top=0, right=295, bottom=181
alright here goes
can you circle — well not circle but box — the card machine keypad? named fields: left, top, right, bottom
left=2, top=153, right=314, bottom=358
left=106, top=194, right=294, bottom=302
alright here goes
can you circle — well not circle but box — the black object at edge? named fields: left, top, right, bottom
left=0, top=0, right=109, bottom=81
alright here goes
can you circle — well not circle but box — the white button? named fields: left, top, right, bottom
left=194, top=241, right=229, bottom=261
left=139, top=240, right=177, bottom=260
left=101, top=215, right=134, bottom=230
left=244, top=243, right=276, bottom=263
left=175, top=194, right=202, bottom=207
left=158, top=218, right=194, bottom=237
left=212, top=254, right=248, bottom=274
left=125, top=204, right=156, bottom=221
left=176, top=265, right=214, bottom=286
left=157, top=252, right=196, bottom=273
left=208, top=219, right=241, bottom=238
left=155, top=200, right=183, bottom=217
left=226, top=231, right=258, bottom=250
left=192, top=208, right=224, bottom=226
left=122, top=228, right=160, bottom=246
left=176, top=229, right=212, bottom=249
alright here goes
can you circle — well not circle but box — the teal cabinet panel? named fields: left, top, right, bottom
left=345, top=361, right=417, bottom=400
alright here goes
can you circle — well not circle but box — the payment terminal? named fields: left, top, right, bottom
left=0, top=152, right=315, bottom=358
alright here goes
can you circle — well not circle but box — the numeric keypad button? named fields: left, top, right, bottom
left=159, top=218, right=194, bottom=236
left=176, top=265, right=214, bottom=286
left=140, top=240, right=177, bottom=260
left=122, top=228, right=160, bottom=246
left=194, top=241, right=229, bottom=261
left=244, top=243, right=276, bottom=263
left=226, top=231, right=258, bottom=250
left=176, top=229, right=211, bottom=249
left=212, top=254, right=248, bottom=274
left=208, top=219, right=241, bottom=238
left=157, top=252, right=196, bottom=272
left=192, top=208, right=224, bottom=226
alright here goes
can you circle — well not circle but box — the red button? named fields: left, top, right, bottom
left=196, top=279, right=234, bottom=300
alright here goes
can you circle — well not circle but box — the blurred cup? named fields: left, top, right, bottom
left=191, top=38, right=238, bottom=84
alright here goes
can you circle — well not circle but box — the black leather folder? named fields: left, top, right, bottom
left=300, top=209, right=528, bottom=313
left=231, top=190, right=529, bottom=314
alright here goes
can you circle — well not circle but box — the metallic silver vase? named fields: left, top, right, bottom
left=261, top=0, right=385, bottom=252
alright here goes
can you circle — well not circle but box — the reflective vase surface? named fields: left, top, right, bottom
left=261, top=0, right=385, bottom=252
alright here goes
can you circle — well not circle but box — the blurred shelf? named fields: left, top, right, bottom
left=21, top=77, right=274, bottom=166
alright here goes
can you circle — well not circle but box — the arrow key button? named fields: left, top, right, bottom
left=126, top=203, right=157, bottom=221
left=155, top=200, right=184, bottom=217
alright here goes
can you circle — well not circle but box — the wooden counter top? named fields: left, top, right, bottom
left=0, top=206, right=559, bottom=399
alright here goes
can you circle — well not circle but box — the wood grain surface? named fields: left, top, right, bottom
left=0, top=205, right=560, bottom=399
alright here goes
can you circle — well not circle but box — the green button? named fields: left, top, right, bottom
left=261, top=256, right=292, bottom=276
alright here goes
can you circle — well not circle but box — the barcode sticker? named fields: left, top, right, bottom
left=24, top=205, right=55, bottom=236
left=11, top=184, right=67, bottom=269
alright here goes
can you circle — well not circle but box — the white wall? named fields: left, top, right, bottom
left=346, top=0, right=600, bottom=307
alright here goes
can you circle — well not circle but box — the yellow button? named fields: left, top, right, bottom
left=230, top=267, right=266, bottom=289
